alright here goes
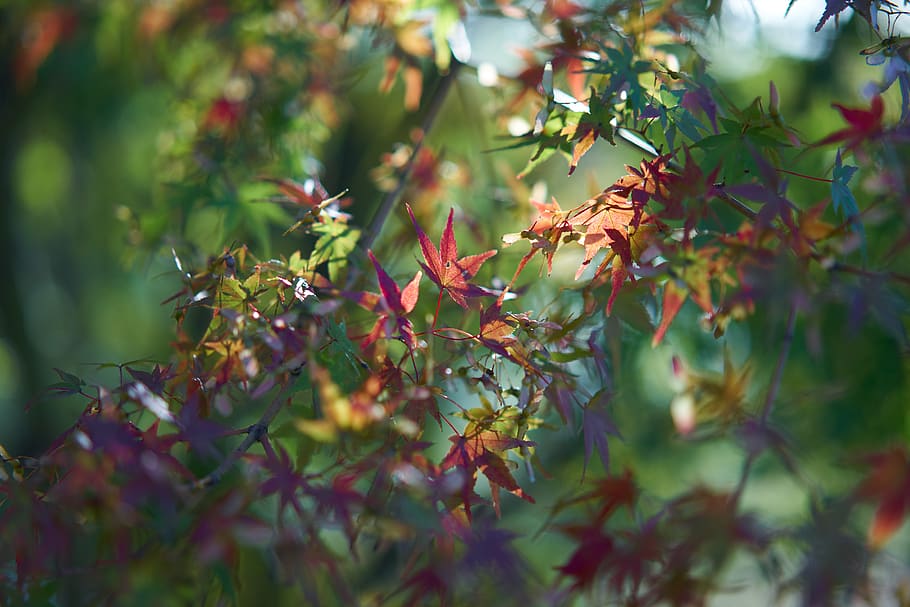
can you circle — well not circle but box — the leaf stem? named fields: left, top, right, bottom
left=432, top=290, right=444, bottom=329
left=432, top=327, right=476, bottom=340
left=776, top=168, right=833, bottom=183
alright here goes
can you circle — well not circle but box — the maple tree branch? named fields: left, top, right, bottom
left=760, top=299, right=798, bottom=424
left=826, top=260, right=910, bottom=287
left=731, top=454, right=755, bottom=504
left=731, top=298, right=799, bottom=502
left=359, top=60, right=462, bottom=255
left=196, top=376, right=297, bottom=488
left=775, top=168, right=832, bottom=183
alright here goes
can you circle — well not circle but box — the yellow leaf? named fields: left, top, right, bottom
left=395, top=21, right=433, bottom=57
left=294, top=418, right=338, bottom=443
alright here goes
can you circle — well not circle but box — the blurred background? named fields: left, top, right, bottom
left=1, top=3, right=909, bottom=596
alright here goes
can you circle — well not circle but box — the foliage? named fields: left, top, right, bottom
left=3, top=0, right=910, bottom=605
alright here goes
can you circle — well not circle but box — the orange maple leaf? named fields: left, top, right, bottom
left=568, top=190, right=646, bottom=280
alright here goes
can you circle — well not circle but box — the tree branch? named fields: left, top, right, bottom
left=358, top=60, right=462, bottom=255
left=196, top=376, right=297, bottom=488
left=731, top=297, right=799, bottom=502
left=760, top=299, right=798, bottom=424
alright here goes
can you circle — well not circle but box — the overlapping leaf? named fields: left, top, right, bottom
left=348, top=251, right=422, bottom=352
left=406, top=204, right=496, bottom=308
left=441, top=427, right=535, bottom=519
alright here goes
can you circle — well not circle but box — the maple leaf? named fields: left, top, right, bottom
left=406, top=204, right=496, bottom=308
left=502, top=196, right=577, bottom=284
left=476, top=300, right=538, bottom=374
left=397, top=566, right=450, bottom=607
left=477, top=300, right=518, bottom=358
left=461, top=524, right=529, bottom=590
left=260, top=176, right=328, bottom=209
left=260, top=442, right=310, bottom=518
left=567, top=188, right=647, bottom=280
left=126, top=364, right=174, bottom=396
left=815, top=95, right=884, bottom=152
left=652, top=280, right=687, bottom=347
left=559, top=470, right=637, bottom=525
left=528, top=196, right=565, bottom=235
left=854, top=446, right=910, bottom=547
left=441, top=428, right=535, bottom=519
left=555, top=525, right=614, bottom=590
left=175, top=398, right=227, bottom=459
left=651, top=244, right=735, bottom=347
left=787, top=499, right=870, bottom=606
left=610, top=155, right=680, bottom=209
left=348, top=251, right=422, bottom=351
left=814, top=0, right=851, bottom=32
left=588, top=215, right=662, bottom=315
left=544, top=373, right=580, bottom=427
left=581, top=390, right=621, bottom=478
left=831, top=149, right=866, bottom=255
left=560, top=119, right=614, bottom=176
left=668, top=349, right=752, bottom=435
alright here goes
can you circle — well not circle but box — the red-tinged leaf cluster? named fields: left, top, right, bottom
left=476, top=301, right=539, bottom=373
left=506, top=182, right=655, bottom=287
left=552, top=478, right=773, bottom=605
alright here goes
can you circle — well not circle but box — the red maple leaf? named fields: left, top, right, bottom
left=261, top=176, right=328, bottom=208
left=553, top=471, right=640, bottom=590
left=610, top=155, right=681, bottom=209
left=406, top=204, right=496, bottom=308
left=556, top=525, right=615, bottom=590
left=349, top=251, right=422, bottom=351
left=816, top=94, right=884, bottom=152
left=854, top=446, right=910, bottom=547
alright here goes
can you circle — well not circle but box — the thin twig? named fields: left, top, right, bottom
left=715, top=190, right=758, bottom=221
left=760, top=299, right=799, bottom=424
left=826, top=259, right=910, bottom=287
left=731, top=455, right=755, bottom=503
left=731, top=297, right=799, bottom=502
left=196, top=377, right=297, bottom=488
